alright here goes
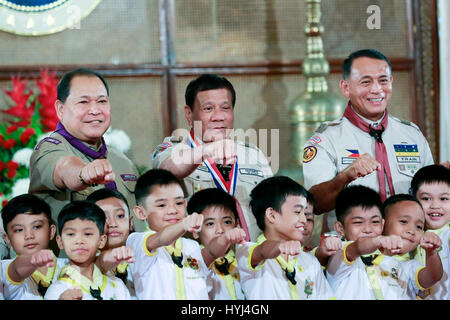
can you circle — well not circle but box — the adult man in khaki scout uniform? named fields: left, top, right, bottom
left=29, top=68, right=144, bottom=233
left=152, top=74, right=273, bottom=241
left=303, top=49, right=435, bottom=235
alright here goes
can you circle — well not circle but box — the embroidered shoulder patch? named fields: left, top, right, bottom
left=120, top=174, right=137, bottom=182
left=152, top=142, right=172, bottom=159
left=307, top=135, right=322, bottom=145
left=34, top=137, right=62, bottom=150
left=303, top=146, right=317, bottom=163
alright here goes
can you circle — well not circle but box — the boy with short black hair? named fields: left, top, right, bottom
left=411, top=164, right=450, bottom=299
left=382, top=194, right=443, bottom=299
left=44, top=200, right=132, bottom=300
left=326, top=185, right=417, bottom=299
left=86, top=188, right=136, bottom=298
left=187, top=188, right=246, bottom=300
left=236, top=176, right=334, bottom=300
left=126, top=169, right=210, bottom=300
left=1, top=194, right=68, bottom=300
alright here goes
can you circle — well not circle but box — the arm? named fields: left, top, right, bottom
left=8, top=249, right=54, bottom=283
left=309, top=153, right=381, bottom=214
left=315, top=235, right=342, bottom=266
left=201, top=228, right=246, bottom=266
left=53, top=156, right=115, bottom=191
left=159, top=139, right=236, bottom=179
left=345, top=235, right=403, bottom=262
left=417, top=232, right=443, bottom=288
left=96, top=246, right=135, bottom=273
left=251, top=240, right=301, bottom=269
left=145, top=213, right=204, bottom=252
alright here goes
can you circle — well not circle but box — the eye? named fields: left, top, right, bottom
left=224, top=219, right=233, bottom=225
left=421, top=196, right=431, bottom=201
left=176, top=201, right=184, bottom=206
left=66, top=233, right=75, bottom=237
left=13, top=228, right=23, bottom=233
left=117, top=214, right=125, bottom=219
left=205, top=222, right=214, bottom=227
left=157, top=204, right=166, bottom=208
left=33, top=225, right=42, bottom=230
left=78, top=100, right=88, bottom=104
left=399, top=219, right=408, bottom=225
left=416, top=225, right=424, bottom=231
left=440, top=197, right=449, bottom=201
left=372, top=220, right=380, bottom=224
left=98, top=99, right=108, bottom=103
left=84, top=232, right=93, bottom=236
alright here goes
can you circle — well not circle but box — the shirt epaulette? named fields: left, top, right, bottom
left=170, top=136, right=183, bottom=143
left=315, top=118, right=343, bottom=133
left=390, top=115, right=421, bottom=131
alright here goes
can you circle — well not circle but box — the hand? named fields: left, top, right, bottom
left=30, top=249, right=55, bottom=268
left=279, top=240, right=302, bottom=257
left=223, top=228, right=247, bottom=245
left=59, top=288, right=83, bottom=300
left=341, top=153, right=381, bottom=182
left=202, top=138, right=236, bottom=166
left=420, top=231, right=442, bottom=254
left=111, top=246, right=135, bottom=264
left=440, top=161, right=450, bottom=169
left=80, top=159, right=115, bottom=186
left=319, top=236, right=342, bottom=257
left=183, top=212, right=204, bottom=233
left=377, top=235, right=403, bottom=254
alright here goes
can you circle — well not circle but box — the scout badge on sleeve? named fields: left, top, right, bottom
left=302, top=146, right=317, bottom=163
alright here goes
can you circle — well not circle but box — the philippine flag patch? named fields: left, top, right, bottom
left=345, top=149, right=360, bottom=158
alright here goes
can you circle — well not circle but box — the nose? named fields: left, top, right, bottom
left=362, top=222, right=373, bottom=234
left=167, top=203, right=177, bottom=215
left=215, top=223, right=224, bottom=235
left=210, top=107, right=226, bottom=121
left=88, top=101, right=102, bottom=114
left=24, top=228, right=35, bottom=240
left=370, top=81, right=383, bottom=93
left=106, top=216, right=117, bottom=228
left=429, top=198, right=440, bottom=209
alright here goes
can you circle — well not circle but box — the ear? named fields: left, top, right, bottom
left=184, top=105, right=193, bottom=127
left=264, top=207, right=276, bottom=225
left=381, top=218, right=385, bottom=230
left=333, top=221, right=346, bottom=238
left=339, top=79, right=350, bottom=98
left=2, top=232, right=11, bottom=248
left=129, top=215, right=135, bottom=232
left=133, top=205, right=148, bottom=221
left=98, top=234, right=107, bottom=250
left=56, top=235, right=64, bottom=250
left=55, top=99, right=64, bottom=121
left=49, top=224, right=57, bottom=241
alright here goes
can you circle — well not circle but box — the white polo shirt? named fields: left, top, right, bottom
left=126, top=231, right=209, bottom=300
left=236, top=242, right=334, bottom=300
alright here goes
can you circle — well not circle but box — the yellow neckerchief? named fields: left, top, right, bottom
left=392, top=252, right=411, bottom=262
left=164, top=238, right=186, bottom=300
left=414, top=223, right=449, bottom=265
left=257, top=233, right=300, bottom=300
left=362, top=251, right=384, bottom=300
left=212, top=249, right=238, bottom=300
left=58, top=264, right=107, bottom=298
left=31, top=253, right=58, bottom=289
left=116, top=262, right=128, bottom=275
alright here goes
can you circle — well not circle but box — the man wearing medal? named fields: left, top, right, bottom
left=29, top=68, right=144, bottom=232
left=152, top=74, right=273, bottom=242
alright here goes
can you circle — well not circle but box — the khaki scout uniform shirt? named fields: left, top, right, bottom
left=303, top=114, right=434, bottom=229
left=152, top=136, right=273, bottom=242
left=28, top=131, right=145, bottom=232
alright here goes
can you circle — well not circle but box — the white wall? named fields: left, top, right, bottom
left=439, top=0, right=450, bottom=162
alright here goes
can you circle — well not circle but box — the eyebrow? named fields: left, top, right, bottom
left=155, top=196, right=184, bottom=202
left=351, top=215, right=381, bottom=220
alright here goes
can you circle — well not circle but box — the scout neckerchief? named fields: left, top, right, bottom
left=257, top=234, right=299, bottom=300
left=187, top=129, right=250, bottom=241
left=415, top=223, right=449, bottom=265
left=343, top=103, right=395, bottom=202
left=55, top=121, right=117, bottom=190
left=58, top=264, right=106, bottom=300
left=213, top=249, right=238, bottom=300
left=360, top=250, right=384, bottom=300
left=114, top=262, right=128, bottom=284
left=165, top=238, right=186, bottom=300
left=31, top=253, right=58, bottom=297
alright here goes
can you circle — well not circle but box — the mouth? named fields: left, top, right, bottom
left=108, top=232, right=122, bottom=237
left=24, top=243, right=38, bottom=250
left=296, top=225, right=305, bottom=232
left=427, top=212, right=443, bottom=221
left=367, top=97, right=384, bottom=105
left=73, top=248, right=88, bottom=254
left=165, top=218, right=180, bottom=224
left=84, top=120, right=103, bottom=124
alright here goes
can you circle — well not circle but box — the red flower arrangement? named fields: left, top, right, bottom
left=0, top=69, right=58, bottom=207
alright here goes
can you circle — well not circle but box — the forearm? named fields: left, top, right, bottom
left=95, top=250, right=119, bottom=273
left=315, top=248, right=330, bottom=267
left=309, top=171, right=352, bottom=214
left=345, top=237, right=379, bottom=262
left=251, top=240, right=281, bottom=268
left=418, top=251, right=443, bottom=288
left=53, top=156, right=88, bottom=191
left=160, top=147, right=203, bottom=179
left=8, top=255, right=36, bottom=283
left=202, top=235, right=231, bottom=266
left=146, top=222, right=186, bottom=252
